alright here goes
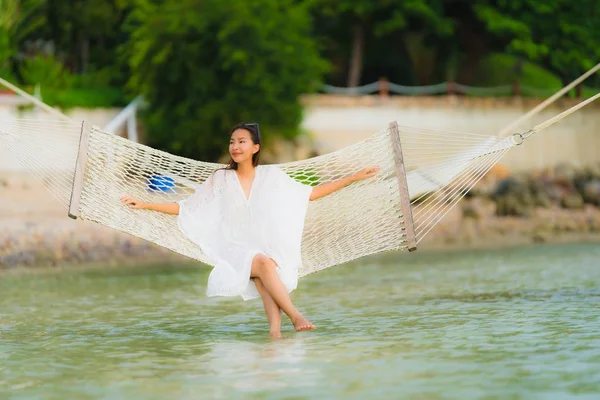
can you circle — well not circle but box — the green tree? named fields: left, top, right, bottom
left=0, top=0, right=44, bottom=80
left=41, top=0, right=132, bottom=76
left=123, top=0, right=326, bottom=161
left=309, top=0, right=452, bottom=86
left=473, top=0, right=600, bottom=87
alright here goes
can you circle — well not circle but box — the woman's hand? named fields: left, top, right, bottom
left=351, top=167, right=380, bottom=182
left=120, top=195, right=147, bottom=210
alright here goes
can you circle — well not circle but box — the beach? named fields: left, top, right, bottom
left=0, top=173, right=184, bottom=269
left=2, top=170, right=599, bottom=270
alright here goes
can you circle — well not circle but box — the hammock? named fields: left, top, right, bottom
left=1, top=74, right=599, bottom=276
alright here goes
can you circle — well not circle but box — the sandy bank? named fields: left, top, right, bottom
left=1, top=173, right=599, bottom=269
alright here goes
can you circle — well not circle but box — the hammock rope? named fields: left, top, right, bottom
left=1, top=67, right=599, bottom=275
left=497, top=62, right=600, bottom=137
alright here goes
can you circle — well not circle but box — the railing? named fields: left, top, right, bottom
left=103, top=96, right=144, bottom=143
left=322, top=78, right=600, bottom=98
left=0, top=77, right=143, bottom=143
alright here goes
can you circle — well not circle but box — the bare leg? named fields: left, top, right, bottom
left=254, top=278, right=282, bottom=338
left=251, top=254, right=315, bottom=332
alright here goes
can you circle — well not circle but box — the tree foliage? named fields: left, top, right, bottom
left=41, top=0, right=131, bottom=75
left=0, top=0, right=44, bottom=79
left=122, top=0, right=327, bottom=161
left=309, top=0, right=453, bottom=86
left=2, top=0, right=600, bottom=158
left=473, top=0, right=600, bottom=83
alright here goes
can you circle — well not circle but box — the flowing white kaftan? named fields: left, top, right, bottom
left=177, top=165, right=313, bottom=300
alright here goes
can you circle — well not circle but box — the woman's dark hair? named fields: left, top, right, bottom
left=225, top=122, right=261, bottom=170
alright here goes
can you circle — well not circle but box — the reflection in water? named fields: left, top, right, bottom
left=1, top=242, right=600, bottom=399
left=198, top=337, right=314, bottom=392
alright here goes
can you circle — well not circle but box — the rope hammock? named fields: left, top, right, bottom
left=1, top=70, right=599, bottom=276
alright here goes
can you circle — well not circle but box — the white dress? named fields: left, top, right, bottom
left=177, top=165, right=313, bottom=300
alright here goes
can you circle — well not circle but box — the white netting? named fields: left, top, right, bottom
left=399, top=127, right=514, bottom=241
left=0, top=119, right=516, bottom=276
left=0, top=120, right=81, bottom=206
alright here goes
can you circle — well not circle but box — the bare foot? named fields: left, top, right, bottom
left=270, top=330, right=283, bottom=339
left=292, top=315, right=316, bottom=332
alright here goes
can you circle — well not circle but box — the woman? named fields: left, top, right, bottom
left=121, top=122, right=379, bottom=338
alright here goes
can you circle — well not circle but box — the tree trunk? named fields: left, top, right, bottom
left=347, top=24, right=364, bottom=88
left=455, top=19, right=488, bottom=85
left=80, top=32, right=89, bottom=74
left=456, top=41, right=486, bottom=85
left=404, top=32, right=437, bottom=85
left=561, top=75, right=572, bottom=98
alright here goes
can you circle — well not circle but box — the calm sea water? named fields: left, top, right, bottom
left=1, top=243, right=600, bottom=399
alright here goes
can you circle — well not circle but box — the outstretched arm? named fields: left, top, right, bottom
left=309, top=167, right=380, bottom=201
left=120, top=196, right=180, bottom=215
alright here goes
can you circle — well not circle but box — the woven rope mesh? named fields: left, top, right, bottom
left=0, top=119, right=515, bottom=276
left=400, top=126, right=514, bottom=242
left=80, top=125, right=407, bottom=276
left=0, top=120, right=81, bottom=207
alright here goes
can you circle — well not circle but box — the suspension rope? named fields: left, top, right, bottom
left=498, top=62, right=600, bottom=137
left=0, top=77, right=72, bottom=121
left=514, top=92, right=600, bottom=143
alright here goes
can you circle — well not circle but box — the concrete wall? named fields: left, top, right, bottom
left=301, top=95, right=600, bottom=172
left=2, top=95, right=599, bottom=173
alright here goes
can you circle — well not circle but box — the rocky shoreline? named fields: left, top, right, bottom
left=1, top=163, right=599, bottom=270
left=421, top=162, right=600, bottom=249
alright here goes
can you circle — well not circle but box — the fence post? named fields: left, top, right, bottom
left=447, top=81, right=455, bottom=95
left=379, top=77, right=389, bottom=98
left=512, top=80, right=521, bottom=97
left=575, top=84, right=583, bottom=98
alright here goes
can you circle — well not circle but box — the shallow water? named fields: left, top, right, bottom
left=1, top=242, right=600, bottom=399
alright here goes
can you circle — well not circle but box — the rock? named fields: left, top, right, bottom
left=589, top=213, right=600, bottom=232
left=586, top=164, right=600, bottom=180
left=496, top=194, right=531, bottom=217
left=553, top=163, right=578, bottom=186
left=582, top=180, right=600, bottom=205
left=531, top=229, right=549, bottom=244
left=493, top=177, right=524, bottom=198
left=521, top=191, right=535, bottom=207
left=524, top=179, right=554, bottom=208
left=573, top=173, right=589, bottom=196
left=493, top=177, right=536, bottom=216
left=461, top=202, right=479, bottom=219
left=543, top=183, right=563, bottom=203
left=534, top=192, right=552, bottom=208
left=561, top=193, right=584, bottom=209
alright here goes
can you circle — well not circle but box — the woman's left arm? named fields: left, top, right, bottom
left=310, top=167, right=380, bottom=201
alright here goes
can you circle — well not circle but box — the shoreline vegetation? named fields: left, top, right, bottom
left=2, top=161, right=599, bottom=271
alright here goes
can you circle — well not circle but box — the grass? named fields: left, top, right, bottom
left=39, top=86, right=127, bottom=109
left=467, top=53, right=600, bottom=98
left=473, top=53, right=562, bottom=88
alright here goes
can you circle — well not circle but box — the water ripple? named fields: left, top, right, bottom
left=1, top=243, right=600, bottom=399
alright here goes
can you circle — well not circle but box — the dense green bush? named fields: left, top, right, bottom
left=122, top=0, right=327, bottom=161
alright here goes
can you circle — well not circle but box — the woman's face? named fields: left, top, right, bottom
left=229, top=128, right=259, bottom=164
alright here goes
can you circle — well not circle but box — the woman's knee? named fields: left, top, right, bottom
left=251, top=254, right=276, bottom=277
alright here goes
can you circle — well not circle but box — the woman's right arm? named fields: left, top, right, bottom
left=120, top=196, right=180, bottom=215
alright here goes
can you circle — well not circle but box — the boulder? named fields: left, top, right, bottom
left=553, top=163, right=578, bottom=186
left=561, top=193, right=584, bottom=209
left=582, top=180, right=600, bottom=205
